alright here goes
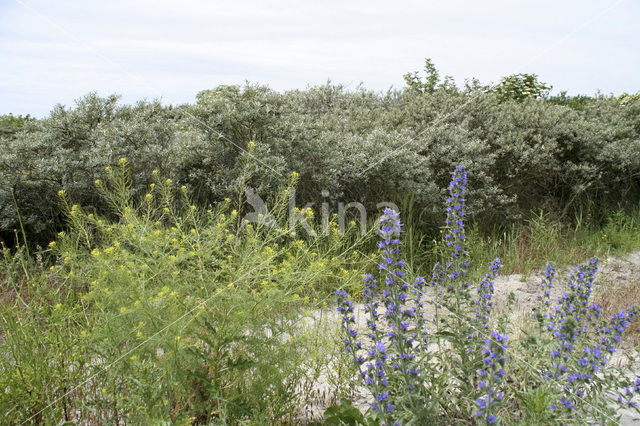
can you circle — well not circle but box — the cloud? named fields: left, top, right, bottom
left=1, top=0, right=639, bottom=116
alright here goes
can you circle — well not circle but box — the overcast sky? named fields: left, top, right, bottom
left=1, top=0, right=639, bottom=117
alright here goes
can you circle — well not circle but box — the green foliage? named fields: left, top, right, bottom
left=329, top=167, right=640, bottom=425
left=1, top=63, right=639, bottom=260
left=0, top=158, right=370, bottom=423
left=0, top=113, right=32, bottom=138
left=312, top=398, right=379, bottom=426
left=2, top=160, right=640, bottom=423
left=403, top=58, right=441, bottom=94
left=492, top=73, right=551, bottom=102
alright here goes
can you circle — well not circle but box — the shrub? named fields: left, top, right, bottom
left=0, top=154, right=369, bottom=423
left=2, top=70, right=640, bottom=248
left=492, top=73, right=551, bottom=102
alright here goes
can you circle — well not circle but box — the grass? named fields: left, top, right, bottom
left=1, top=161, right=640, bottom=423
left=403, top=207, right=640, bottom=278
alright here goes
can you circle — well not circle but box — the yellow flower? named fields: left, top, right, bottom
left=120, top=307, right=127, bottom=314
left=165, top=178, right=172, bottom=185
left=130, top=355, right=138, bottom=361
left=231, top=209, right=238, bottom=217
left=134, top=300, right=141, bottom=307
left=291, top=171, right=299, bottom=178
left=224, top=197, right=231, bottom=203
left=54, top=303, right=62, bottom=310
left=190, top=228, right=196, bottom=235
left=48, top=241, right=56, bottom=248
left=105, top=165, right=112, bottom=172
left=174, top=336, right=181, bottom=342
left=118, top=157, right=127, bottom=165
left=145, top=193, right=153, bottom=200
left=94, top=179, right=102, bottom=186
left=136, top=331, right=143, bottom=338
left=57, top=189, right=66, bottom=197
left=181, top=185, right=187, bottom=191
left=91, top=249, right=101, bottom=257
left=248, top=140, right=255, bottom=148
left=163, top=207, right=170, bottom=213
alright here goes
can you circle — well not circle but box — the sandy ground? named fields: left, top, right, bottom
left=295, top=251, right=640, bottom=424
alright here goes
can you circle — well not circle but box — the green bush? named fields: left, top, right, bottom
left=0, top=156, right=369, bottom=423
left=1, top=64, right=639, bottom=248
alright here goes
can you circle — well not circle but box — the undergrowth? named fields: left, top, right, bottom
left=331, top=166, right=640, bottom=425
left=1, top=158, right=640, bottom=424
left=0, top=152, right=370, bottom=424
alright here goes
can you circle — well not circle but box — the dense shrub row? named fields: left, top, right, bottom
left=1, top=65, right=639, bottom=247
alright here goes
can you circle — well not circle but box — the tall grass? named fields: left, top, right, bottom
left=400, top=205, right=640, bottom=278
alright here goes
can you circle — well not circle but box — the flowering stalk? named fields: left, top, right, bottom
left=533, top=258, right=640, bottom=416
left=475, top=331, right=508, bottom=424
left=336, top=207, right=432, bottom=424
left=472, top=258, right=502, bottom=336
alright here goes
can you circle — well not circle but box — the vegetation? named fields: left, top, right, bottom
left=1, top=61, right=639, bottom=249
left=334, top=167, right=640, bottom=424
left=1, top=62, right=640, bottom=424
left=0, top=156, right=368, bottom=423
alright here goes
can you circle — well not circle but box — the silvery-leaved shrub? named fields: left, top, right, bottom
left=2, top=64, right=640, bottom=248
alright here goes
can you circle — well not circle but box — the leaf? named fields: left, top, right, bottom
left=318, top=398, right=373, bottom=425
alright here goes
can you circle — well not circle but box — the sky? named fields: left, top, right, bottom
left=1, top=0, right=639, bottom=117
